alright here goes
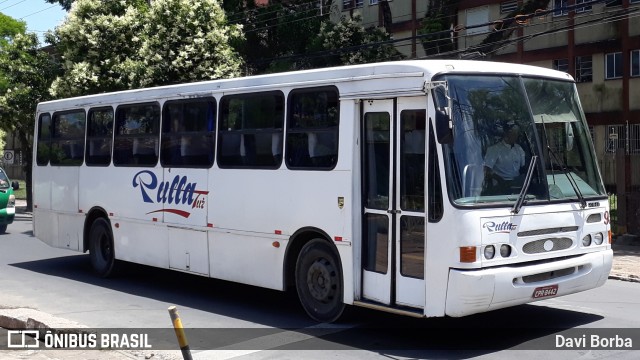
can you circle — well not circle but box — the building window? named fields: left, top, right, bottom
left=370, top=0, right=378, bottom=4
left=606, top=52, right=623, bottom=79
left=466, top=6, right=489, bottom=35
left=342, top=0, right=363, bottom=9
left=501, top=1, right=518, bottom=13
left=576, top=0, right=592, bottom=13
left=575, top=56, right=592, bottom=82
left=553, top=0, right=568, bottom=17
left=605, top=0, right=622, bottom=7
left=553, top=59, right=569, bottom=73
left=632, top=50, right=640, bottom=77
left=218, top=92, right=284, bottom=169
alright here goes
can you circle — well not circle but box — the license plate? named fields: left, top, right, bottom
left=532, top=284, right=558, bottom=299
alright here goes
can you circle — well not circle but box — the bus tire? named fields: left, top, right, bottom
left=0, top=224, right=6, bottom=234
left=89, top=218, right=116, bottom=278
left=295, top=238, right=344, bottom=323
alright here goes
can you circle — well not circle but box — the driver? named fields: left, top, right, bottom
left=484, top=123, right=525, bottom=187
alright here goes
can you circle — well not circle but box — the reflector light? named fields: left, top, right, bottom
left=274, top=230, right=282, bottom=235
left=272, top=241, right=280, bottom=248
left=608, top=230, right=612, bottom=244
left=460, top=246, right=476, bottom=263
left=334, top=236, right=343, bottom=241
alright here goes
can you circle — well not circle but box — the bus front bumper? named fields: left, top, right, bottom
left=445, top=250, right=613, bottom=317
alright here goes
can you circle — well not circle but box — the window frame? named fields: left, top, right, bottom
left=575, top=55, right=593, bottom=83
left=553, top=58, right=569, bottom=73
left=631, top=49, right=640, bottom=77
left=113, top=102, right=161, bottom=167
left=605, top=52, right=623, bottom=80
left=36, top=113, right=52, bottom=166
left=85, top=107, right=114, bottom=167
left=50, top=109, right=87, bottom=167
left=161, top=97, right=217, bottom=169
left=217, top=91, right=285, bottom=170
left=286, top=86, right=340, bottom=171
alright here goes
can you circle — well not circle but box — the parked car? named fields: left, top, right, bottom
left=0, top=166, right=19, bottom=234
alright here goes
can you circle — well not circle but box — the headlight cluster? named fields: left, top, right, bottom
left=583, top=233, right=605, bottom=247
left=8, top=194, right=15, bottom=208
left=483, top=244, right=512, bottom=260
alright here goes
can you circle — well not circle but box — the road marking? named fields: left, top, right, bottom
left=192, top=323, right=355, bottom=360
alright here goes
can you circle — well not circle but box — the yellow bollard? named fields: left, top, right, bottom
left=168, top=306, right=193, bottom=360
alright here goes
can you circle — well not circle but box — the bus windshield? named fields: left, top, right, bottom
left=438, top=74, right=606, bottom=206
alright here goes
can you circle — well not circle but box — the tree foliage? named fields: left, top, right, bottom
left=50, top=0, right=243, bottom=98
left=139, top=0, right=243, bottom=87
left=45, top=0, right=75, bottom=11
left=307, top=15, right=403, bottom=68
left=418, top=0, right=458, bottom=57
left=0, top=32, right=60, bottom=209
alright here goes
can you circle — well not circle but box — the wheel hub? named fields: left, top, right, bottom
left=307, top=259, right=335, bottom=303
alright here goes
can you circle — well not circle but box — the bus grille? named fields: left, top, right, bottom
left=522, top=237, right=573, bottom=254
left=517, top=226, right=578, bottom=237
left=522, top=267, right=577, bottom=283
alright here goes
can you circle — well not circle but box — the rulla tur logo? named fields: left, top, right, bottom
left=132, top=170, right=208, bottom=218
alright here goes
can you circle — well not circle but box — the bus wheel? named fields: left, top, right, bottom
left=295, top=239, right=344, bottom=323
left=0, top=224, right=6, bottom=234
left=89, top=218, right=116, bottom=278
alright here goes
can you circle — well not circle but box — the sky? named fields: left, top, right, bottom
left=1, top=0, right=68, bottom=43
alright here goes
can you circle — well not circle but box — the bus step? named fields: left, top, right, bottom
left=353, top=300, right=425, bottom=318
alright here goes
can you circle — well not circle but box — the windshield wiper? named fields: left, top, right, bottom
left=538, top=116, right=586, bottom=209
left=546, top=146, right=587, bottom=209
left=512, top=155, right=538, bottom=214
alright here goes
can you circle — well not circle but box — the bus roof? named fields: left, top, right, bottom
left=37, top=60, right=573, bottom=111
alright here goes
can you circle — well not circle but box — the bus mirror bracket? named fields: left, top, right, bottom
left=427, top=81, right=453, bottom=144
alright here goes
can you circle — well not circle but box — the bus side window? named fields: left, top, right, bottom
left=86, top=107, right=113, bottom=166
left=286, top=87, right=339, bottom=170
left=51, top=110, right=86, bottom=166
left=161, top=98, right=215, bottom=168
left=37, top=113, right=52, bottom=166
left=113, top=103, right=160, bottom=167
left=218, top=92, right=284, bottom=169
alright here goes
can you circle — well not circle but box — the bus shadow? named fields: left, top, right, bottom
left=10, top=255, right=604, bottom=358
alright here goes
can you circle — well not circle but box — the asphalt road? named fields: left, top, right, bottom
left=1, top=215, right=639, bottom=359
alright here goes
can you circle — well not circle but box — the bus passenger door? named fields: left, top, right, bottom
left=361, top=98, right=426, bottom=309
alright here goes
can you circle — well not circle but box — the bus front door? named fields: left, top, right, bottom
left=361, top=97, right=426, bottom=309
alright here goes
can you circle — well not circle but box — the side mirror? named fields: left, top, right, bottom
left=11, top=181, right=19, bottom=191
left=432, top=83, right=453, bottom=144
left=435, top=111, right=453, bottom=144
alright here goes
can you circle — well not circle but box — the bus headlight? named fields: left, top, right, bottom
left=484, top=245, right=495, bottom=260
left=593, top=232, right=604, bottom=245
left=582, top=234, right=592, bottom=247
left=500, top=244, right=512, bottom=258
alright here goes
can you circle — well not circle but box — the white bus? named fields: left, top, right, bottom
left=33, top=60, right=613, bottom=322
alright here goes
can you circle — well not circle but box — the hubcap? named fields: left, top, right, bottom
left=307, top=258, right=335, bottom=303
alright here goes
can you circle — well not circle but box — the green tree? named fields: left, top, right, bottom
left=0, top=33, right=60, bottom=210
left=307, top=14, right=403, bottom=68
left=139, top=0, right=243, bottom=87
left=44, top=0, right=75, bottom=11
left=418, top=0, right=458, bottom=57
left=0, top=13, right=27, bottom=92
left=50, top=0, right=243, bottom=98
left=48, top=0, right=147, bottom=97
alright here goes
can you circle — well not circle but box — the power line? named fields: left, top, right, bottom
left=0, top=0, right=26, bottom=12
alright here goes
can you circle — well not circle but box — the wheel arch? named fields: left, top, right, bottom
left=283, top=227, right=343, bottom=291
left=83, top=207, right=110, bottom=253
